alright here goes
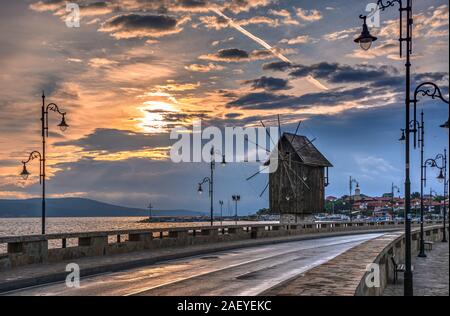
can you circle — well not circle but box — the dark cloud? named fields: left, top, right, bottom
left=224, top=113, right=242, bottom=119
left=100, top=13, right=188, bottom=39
left=289, top=62, right=399, bottom=85
left=236, top=59, right=448, bottom=111
left=244, top=76, right=291, bottom=91
left=104, top=14, right=177, bottom=30
left=55, top=128, right=173, bottom=153
left=211, top=48, right=249, bottom=61
left=263, top=61, right=448, bottom=93
left=176, top=0, right=208, bottom=9
left=200, top=48, right=274, bottom=62
left=262, top=61, right=293, bottom=72
left=226, top=87, right=372, bottom=110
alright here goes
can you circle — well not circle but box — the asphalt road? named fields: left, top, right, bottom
left=4, top=233, right=383, bottom=296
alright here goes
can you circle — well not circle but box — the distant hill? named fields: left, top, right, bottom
left=0, top=198, right=204, bottom=218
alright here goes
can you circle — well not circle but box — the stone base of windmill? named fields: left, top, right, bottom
left=280, top=214, right=316, bottom=224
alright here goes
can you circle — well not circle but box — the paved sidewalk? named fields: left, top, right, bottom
left=383, top=242, right=449, bottom=296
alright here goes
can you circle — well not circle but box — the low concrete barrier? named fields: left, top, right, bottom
left=356, top=224, right=448, bottom=296
left=0, top=220, right=444, bottom=271
left=262, top=223, right=448, bottom=296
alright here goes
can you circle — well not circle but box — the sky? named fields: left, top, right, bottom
left=0, top=0, right=448, bottom=215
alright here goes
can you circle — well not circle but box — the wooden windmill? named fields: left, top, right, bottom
left=247, top=116, right=333, bottom=223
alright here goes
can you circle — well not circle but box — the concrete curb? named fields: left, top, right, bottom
left=0, top=228, right=401, bottom=294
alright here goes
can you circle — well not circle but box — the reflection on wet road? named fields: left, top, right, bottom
left=5, top=233, right=383, bottom=296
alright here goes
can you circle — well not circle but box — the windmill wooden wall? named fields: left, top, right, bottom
left=268, top=134, right=331, bottom=217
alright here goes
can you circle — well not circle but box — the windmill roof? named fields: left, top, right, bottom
left=282, top=133, right=333, bottom=167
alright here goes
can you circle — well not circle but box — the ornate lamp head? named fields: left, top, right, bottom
left=354, top=16, right=378, bottom=51
left=437, top=170, right=445, bottom=183
left=58, top=114, right=69, bottom=132
left=20, top=163, right=30, bottom=180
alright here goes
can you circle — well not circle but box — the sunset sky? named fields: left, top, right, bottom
left=0, top=0, right=448, bottom=214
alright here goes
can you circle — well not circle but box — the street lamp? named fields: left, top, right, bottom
left=21, top=152, right=43, bottom=182
left=440, top=120, right=449, bottom=130
left=429, top=189, right=437, bottom=214
left=147, top=202, right=153, bottom=221
left=232, top=195, right=241, bottom=225
left=399, top=112, right=426, bottom=257
left=353, top=16, right=378, bottom=51
left=411, top=83, right=449, bottom=144
left=219, top=200, right=224, bottom=226
left=197, top=146, right=226, bottom=226
left=19, top=92, right=69, bottom=235
left=349, top=176, right=359, bottom=220
left=391, top=182, right=401, bottom=220
left=20, top=162, right=31, bottom=180
left=355, top=0, right=416, bottom=296
left=424, top=149, right=447, bottom=243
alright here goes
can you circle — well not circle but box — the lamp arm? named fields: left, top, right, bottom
left=412, top=82, right=449, bottom=134
left=413, top=82, right=449, bottom=106
left=46, top=103, right=67, bottom=116
left=22, top=151, right=42, bottom=164
left=199, top=177, right=211, bottom=186
left=358, top=0, right=402, bottom=20
left=44, top=103, right=67, bottom=137
left=377, top=0, right=403, bottom=10
left=22, top=151, right=43, bottom=184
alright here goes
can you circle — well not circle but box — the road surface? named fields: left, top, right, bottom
left=4, top=233, right=383, bottom=296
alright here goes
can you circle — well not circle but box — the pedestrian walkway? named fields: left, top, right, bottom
left=383, top=242, right=449, bottom=296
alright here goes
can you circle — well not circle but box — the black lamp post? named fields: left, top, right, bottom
left=353, top=0, right=450, bottom=296
left=232, top=195, right=241, bottom=225
left=198, top=146, right=226, bottom=226
left=147, top=202, right=153, bottom=221
left=20, top=92, right=69, bottom=235
left=424, top=150, right=447, bottom=243
left=349, top=176, right=359, bottom=220
left=405, top=111, right=427, bottom=258
left=219, top=200, right=224, bottom=226
left=391, top=183, right=401, bottom=220
left=429, top=188, right=437, bottom=215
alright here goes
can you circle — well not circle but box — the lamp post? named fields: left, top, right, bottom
left=232, top=195, right=241, bottom=225
left=424, top=150, right=447, bottom=243
left=400, top=112, right=426, bottom=257
left=198, top=146, right=226, bottom=226
left=147, top=202, right=153, bottom=221
left=429, top=189, right=437, bottom=214
left=349, top=176, right=359, bottom=221
left=391, top=183, right=401, bottom=220
left=354, top=0, right=415, bottom=296
left=219, top=200, right=224, bottom=226
left=20, top=92, right=69, bottom=235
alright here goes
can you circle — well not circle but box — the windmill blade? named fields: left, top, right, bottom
left=260, top=120, right=277, bottom=147
left=244, top=135, right=270, bottom=153
left=283, top=161, right=311, bottom=190
left=277, top=114, right=283, bottom=138
left=246, top=166, right=269, bottom=181
left=259, top=181, right=269, bottom=197
left=281, top=159, right=298, bottom=198
left=291, top=121, right=302, bottom=143
left=282, top=137, right=317, bottom=165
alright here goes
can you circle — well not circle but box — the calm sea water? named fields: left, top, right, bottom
left=0, top=217, right=272, bottom=253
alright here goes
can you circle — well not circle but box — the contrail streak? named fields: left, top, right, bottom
left=210, top=8, right=328, bottom=90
